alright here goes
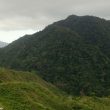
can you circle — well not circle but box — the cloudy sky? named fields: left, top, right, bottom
left=0, top=0, right=110, bottom=43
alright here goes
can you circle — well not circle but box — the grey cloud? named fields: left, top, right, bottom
left=0, top=0, right=110, bottom=30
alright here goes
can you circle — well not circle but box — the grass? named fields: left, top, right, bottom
left=0, top=68, right=110, bottom=110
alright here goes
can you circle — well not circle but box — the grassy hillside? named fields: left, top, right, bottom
left=0, top=68, right=110, bottom=110
left=0, top=68, right=69, bottom=110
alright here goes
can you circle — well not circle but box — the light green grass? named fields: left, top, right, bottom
left=0, top=68, right=110, bottom=110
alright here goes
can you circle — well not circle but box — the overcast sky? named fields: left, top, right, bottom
left=0, top=0, right=110, bottom=43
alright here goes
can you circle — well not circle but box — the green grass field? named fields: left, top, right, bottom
left=0, top=68, right=110, bottom=110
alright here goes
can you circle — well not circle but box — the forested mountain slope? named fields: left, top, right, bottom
left=0, top=15, right=110, bottom=96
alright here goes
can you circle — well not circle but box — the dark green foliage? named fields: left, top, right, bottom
left=0, top=15, right=110, bottom=96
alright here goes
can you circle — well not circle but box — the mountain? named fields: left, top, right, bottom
left=0, top=15, right=110, bottom=96
left=0, top=68, right=110, bottom=110
left=0, top=41, right=8, bottom=48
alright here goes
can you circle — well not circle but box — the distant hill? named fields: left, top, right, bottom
left=0, top=41, right=8, bottom=48
left=0, top=68, right=110, bottom=110
left=0, top=15, right=110, bottom=96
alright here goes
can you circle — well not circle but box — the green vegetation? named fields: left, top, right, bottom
left=0, top=68, right=68, bottom=110
left=0, top=15, right=110, bottom=96
left=0, top=68, right=110, bottom=110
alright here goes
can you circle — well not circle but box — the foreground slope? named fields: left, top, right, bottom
left=0, top=68, right=110, bottom=110
left=0, top=68, right=69, bottom=110
left=0, top=15, right=110, bottom=96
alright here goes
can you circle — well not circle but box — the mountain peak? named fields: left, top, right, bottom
left=66, top=15, right=79, bottom=19
left=65, top=15, right=107, bottom=22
